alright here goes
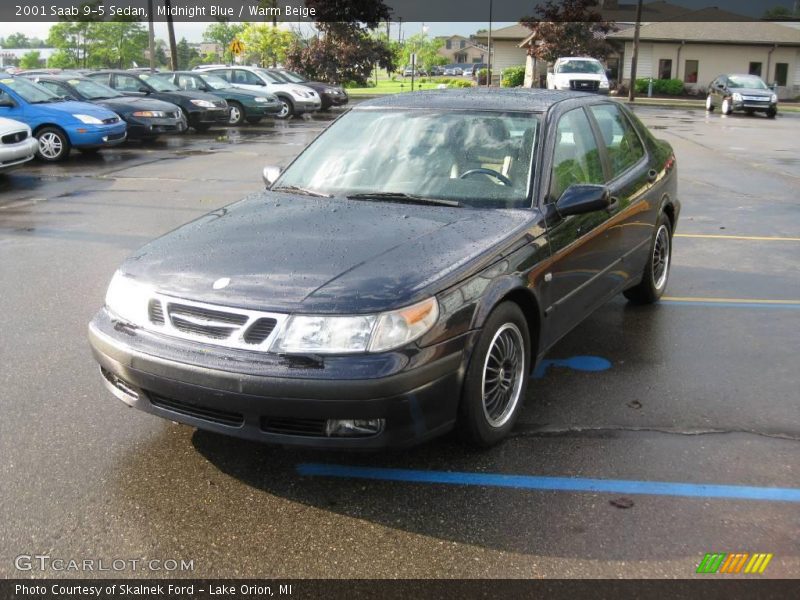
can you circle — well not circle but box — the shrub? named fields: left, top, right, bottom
left=634, top=78, right=685, bottom=95
left=476, top=68, right=489, bottom=85
left=501, top=65, right=526, bottom=88
left=447, top=79, right=474, bottom=89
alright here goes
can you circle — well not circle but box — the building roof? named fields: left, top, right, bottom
left=355, top=88, right=602, bottom=113
left=608, top=19, right=800, bottom=45
left=473, top=23, right=532, bottom=41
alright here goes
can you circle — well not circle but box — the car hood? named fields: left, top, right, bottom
left=120, top=193, right=537, bottom=313
left=0, top=116, right=30, bottom=134
left=152, top=90, right=222, bottom=104
left=95, top=96, right=180, bottom=113
left=218, top=87, right=277, bottom=100
left=730, top=87, right=773, bottom=97
left=554, top=73, right=604, bottom=81
left=30, top=100, right=118, bottom=119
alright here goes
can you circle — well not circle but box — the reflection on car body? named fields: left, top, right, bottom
left=89, top=89, right=679, bottom=450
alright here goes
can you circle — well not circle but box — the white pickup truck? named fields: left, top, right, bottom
left=546, top=57, right=610, bottom=94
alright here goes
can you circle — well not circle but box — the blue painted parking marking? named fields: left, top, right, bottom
left=532, top=355, right=612, bottom=379
left=297, top=463, right=800, bottom=503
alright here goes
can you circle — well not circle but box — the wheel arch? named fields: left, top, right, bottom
left=33, top=123, right=70, bottom=140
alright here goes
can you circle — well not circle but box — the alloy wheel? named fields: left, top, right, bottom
left=652, top=224, right=670, bottom=290
left=228, top=105, right=241, bottom=124
left=481, top=323, right=525, bottom=428
left=277, top=101, right=290, bottom=119
left=38, top=132, right=64, bottom=159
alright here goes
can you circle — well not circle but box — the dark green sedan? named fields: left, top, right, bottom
left=158, top=71, right=283, bottom=125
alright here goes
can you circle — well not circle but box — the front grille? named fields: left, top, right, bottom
left=168, top=302, right=247, bottom=339
left=138, top=294, right=287, bottom=350
left=570, top=80, right=599, bottom=92
left=243, top=317, right=277, bottom=344
left=103, top=116, right=120, bottom=124
left=106, top=132, right=125, bottom=141
left=261, top=417, right=327, bottom=437
left=2, top=130, right=28, bottom=144
left=148, top=299, right=165, bottom=325
left=149, top=392, right=244, bottom=427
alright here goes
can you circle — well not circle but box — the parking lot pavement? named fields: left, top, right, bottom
left=1, top=107, right=798, bottom=579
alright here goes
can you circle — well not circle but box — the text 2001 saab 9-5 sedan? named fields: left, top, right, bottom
left=89, top=89, right=679, bottom=449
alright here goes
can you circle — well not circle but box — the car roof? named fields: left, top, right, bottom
left=356, top=88, right=601, bottom=113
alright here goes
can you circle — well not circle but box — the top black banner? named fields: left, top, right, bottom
left=4, top=0, right=800, bottom=23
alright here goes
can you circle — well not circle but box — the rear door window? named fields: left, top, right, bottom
left=588, top=104, right=646, bottom=179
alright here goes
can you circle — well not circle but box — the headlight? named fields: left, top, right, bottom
left=771, top=94, right=778, bottom=103
left=105, top=271, right=152, bottom=327
left=190, top=99, right=215, bottom=108
left=271, top=297, right=439, bottom=354
left=732, top=92, right=743, bottom=102
left=599, top=80, right=609, bottom=88
left=253, top=96, right=270, bottom=103
left=291, top=87, right=311, bottom=98
left=324, top=87, right=339, bottom=94
left=131, top=110, right=167, bottom=117
left=73, top=114, right=103, bottom=124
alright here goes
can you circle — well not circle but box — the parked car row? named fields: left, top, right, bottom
left=0, top=67, right=348, bottom=165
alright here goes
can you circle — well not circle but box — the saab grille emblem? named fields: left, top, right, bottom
left=212, top=277, right=231, bottom=290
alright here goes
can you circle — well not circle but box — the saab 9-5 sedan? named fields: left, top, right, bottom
left=89, top=89, right=679, bottom=449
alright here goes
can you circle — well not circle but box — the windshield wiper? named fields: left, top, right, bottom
left=271, top=185, right=332, bottom=198
left=346, top=192, right=461, bottom=207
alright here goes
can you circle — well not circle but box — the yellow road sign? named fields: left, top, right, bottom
left=229, top=39, right=244, bottom=55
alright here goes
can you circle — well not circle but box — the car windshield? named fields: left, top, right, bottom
left=71, top=78, right=122, bottom=99
left=198, top=74, right=230, bottom=90
left=275, top=109, right=540, bottom=209
left=556, top=60, right=604, bottom=74
left=1, top=76, right=60, bottom=103
left=142, top=74, right=179, bottom=91
left=728, top=75, right=768, bottom=90
left=276, top=70, right=307, bottom=83
left=255, top=69, right=283, bottom=84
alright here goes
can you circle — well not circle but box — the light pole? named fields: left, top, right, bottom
left=486, top=0, right=493, bottom=87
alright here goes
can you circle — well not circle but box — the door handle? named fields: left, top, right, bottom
left=647, top=169, right=658, bottom=183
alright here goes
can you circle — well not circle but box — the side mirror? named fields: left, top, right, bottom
left=0, top=98, right=15, bottom=108
left=138, top=86, right=150, bottom=94
left=555, top=184, right=611, bottom=217
left=262, top=165, right=282, bottom=187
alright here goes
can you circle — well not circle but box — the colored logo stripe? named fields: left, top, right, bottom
left=697, top=553, right=773, bottom=574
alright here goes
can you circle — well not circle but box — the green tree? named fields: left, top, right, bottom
left=19, top=51, right=42, bottom=69
left=4, top=33, right=30, bottom=48
left=400, top=33, right=446, bottom=72
left=176, top=38, right=199, bottom=70
left=241, top=23, right=295, bottom=67
left=88, top=21, right=148, bottom=69
left=762, top=6, right=794, bottom=18
left=522, top=0, right=615, bottom=63
left=203, top=21, right=245, bottom=64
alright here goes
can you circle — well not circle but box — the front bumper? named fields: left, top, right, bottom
left=0, top=136, right=38, bottom=170
left=88, top=309, right=469, bottom=449
left=293, top=98, right=322, bottom=114
left=66, top=121, right=127, bottom=149
left=320, top=92, right=349, bottom=108
left=244, top=101, right=283, bottom=116
left=125, top=114, right=186, bottom=138
left=731, top=98, right=777, bottom=113
left=188, top=108, right=230, bottom=124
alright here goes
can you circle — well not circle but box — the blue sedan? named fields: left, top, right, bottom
left=0, top=76, right=127, bottom=161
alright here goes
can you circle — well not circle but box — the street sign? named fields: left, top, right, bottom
left=229, top=39, right=245, bottom=55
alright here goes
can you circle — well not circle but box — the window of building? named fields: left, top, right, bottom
left=446, top=40, right=452, bottom=49
left=684, top=60, right=698, bottom=83
left=775, top=63, right=788, bottom=86
left=749, top=62, right=762, bottom=76
left=658, top=59, right=672, bottom=80
left=459, top=40, right=466, bottom=49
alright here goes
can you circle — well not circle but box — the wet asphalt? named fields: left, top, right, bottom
left=0, top=104, right=798, bottom=579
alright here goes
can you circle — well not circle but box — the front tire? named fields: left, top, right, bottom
left=705, top=95, right=714, bottom=111
left=227, top=101, right=245, bottom=126
left=275, top=96, right=294, bottom=120
left=767, top=108, right=777, bottom=119
left=624, top=213, right=672, bottom=304
left=721, top=98, right=732, bottom=115
left=458, top=302, right=531, bottom=447
left=36, top=127, right=71, bottom=162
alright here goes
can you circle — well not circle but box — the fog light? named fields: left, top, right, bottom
left=325, top=419, right=385, bottom=437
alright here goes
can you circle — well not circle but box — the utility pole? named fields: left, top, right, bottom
left=147, top=0, right=155, bottom=70
left=486, top=0, right=493, bottom=87
left=628, top=0, right=643, bottom=102
left=164, top=0, right=178, bottom=71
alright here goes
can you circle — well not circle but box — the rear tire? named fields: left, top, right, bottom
left=624, top=212, right=672, bottom=305
left=458, top=302, right=531, bottom=447
left=35, top=127, right=71, bottom=162
left=705, top=95, right=714, bottom=112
